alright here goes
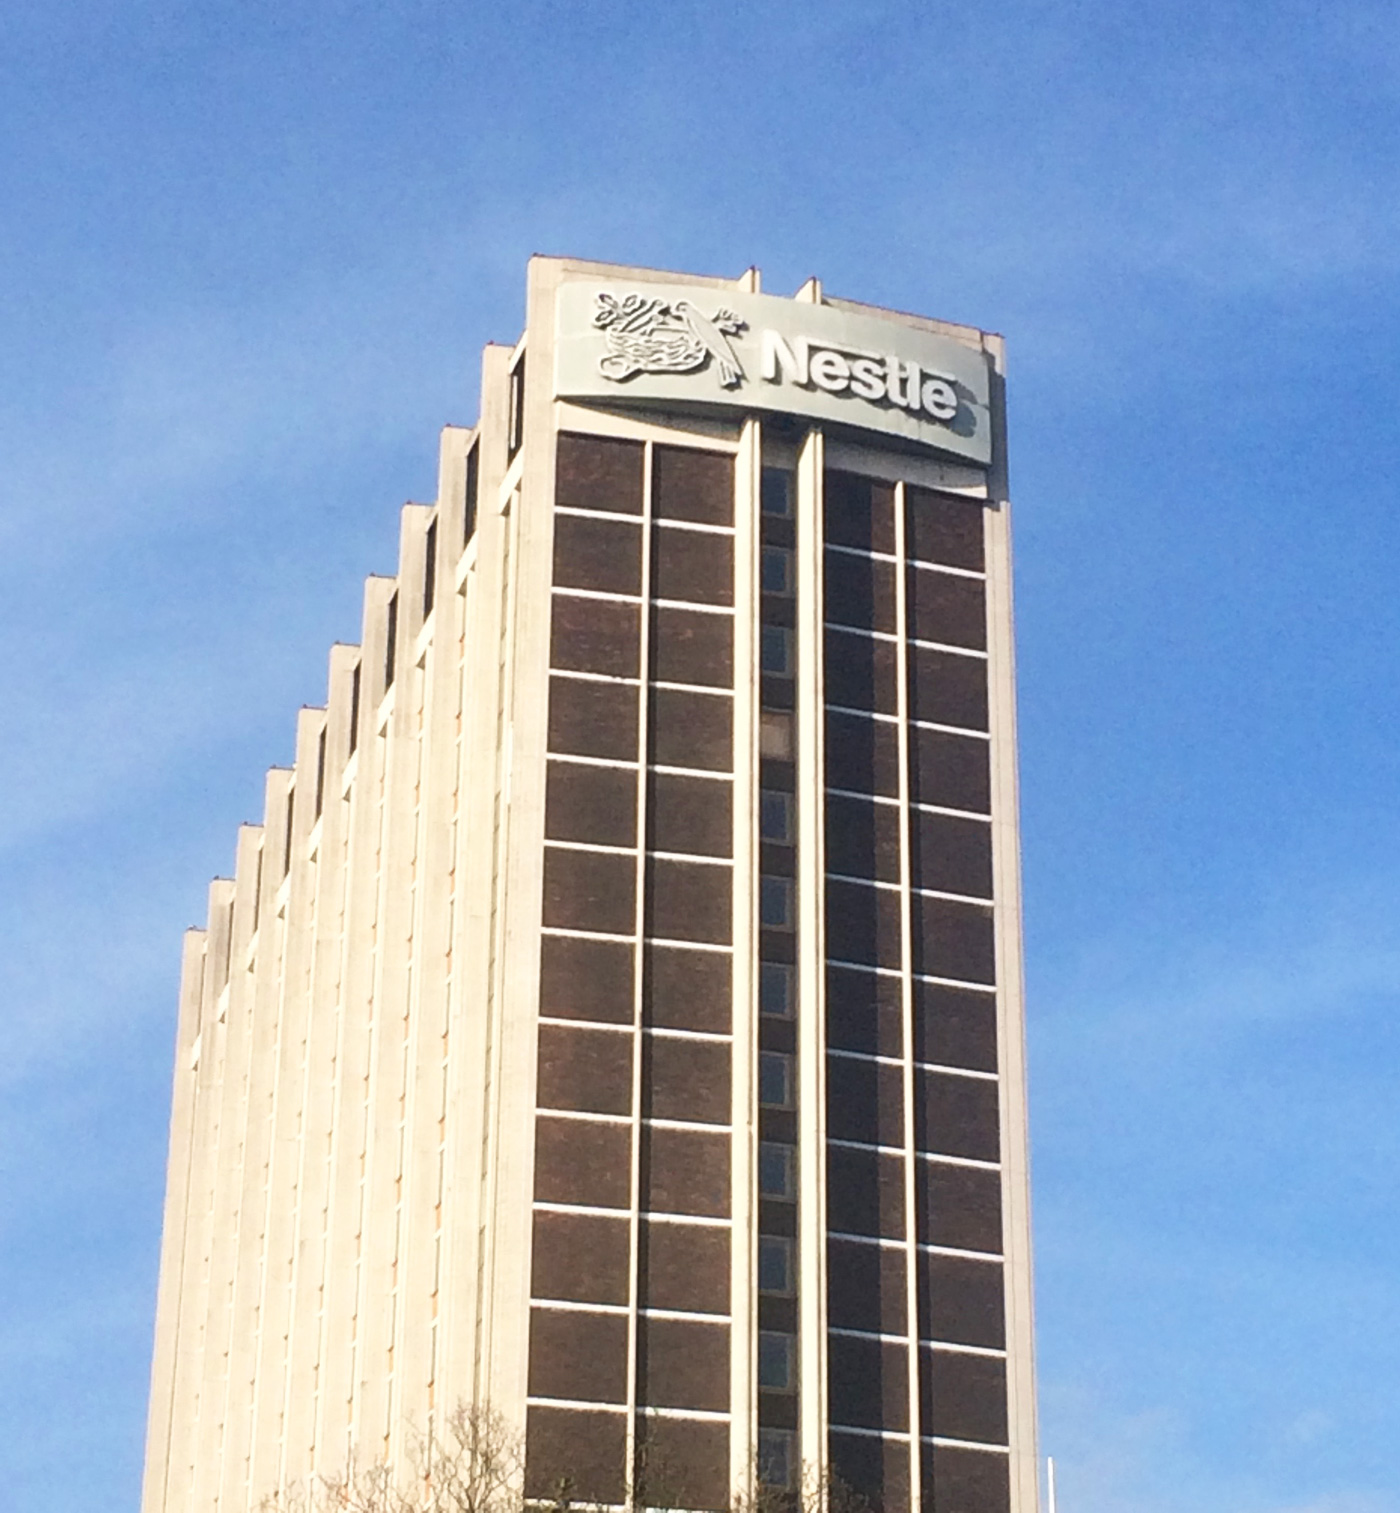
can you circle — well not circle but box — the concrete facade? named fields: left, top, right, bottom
left=140, top=257, right=1037, bottom=1513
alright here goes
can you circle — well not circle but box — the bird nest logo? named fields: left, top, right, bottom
left=593, top=292, right=747, bottom=389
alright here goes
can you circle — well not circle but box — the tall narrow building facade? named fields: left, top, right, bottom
left=141, top=258, right=1037, bottom=1513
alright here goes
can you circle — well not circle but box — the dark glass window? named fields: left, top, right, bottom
left=760, top=790, right=793, bottom=843
left=508, top=355, right=525, bottom=459
left=758, top=1331, right=795, bottom=1389
left=760, top=876, right=794, bottom=929
left=349, top=663, right=361, bottom=754
left=758, top=1429, right=795, bottom=1489
left=761, top=468, right=793, bottom=518
left=760, top=625, right=793, bottom=676
left=761, top=546, right=793, bottom=595
left=758, top=1141, right=795, bottom=1199
left=758, top=1236, right=794, bottom=1295
left=423, top=518, right=437, bottom=617
left=384, top=593, right=398, bottom=689
left=314, top=727, right=326, bottom=818
left=760, top=962, right=793, bottom=1018
left=759, top=1052, right=793, bottom=1109
left=464, top=441, right=479, bottom=544
left=283, top=787, right=294, bottom=876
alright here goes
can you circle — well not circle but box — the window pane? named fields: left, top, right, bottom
left=760, top=962, right=793, bottom=1018
left=758, top=1236, right=794, bottom=1294
left=758, top=1141, right=795, bottom=1199
left=761, top=468, right=792, bottom=518
left=760, top=877, right=793, bottom=929
left=761, top=546, right=793, bottom=595
left=758, top=1429, right=794, bottom=1489
left=759, top=710, right=793, bottom=760
left=759, top=1052, right=792, bottom=1108
left=758, top=1330, right=795, bottom=1389
left=760, top=790, right=792, bottom=843
left=761, top=625, right=793, bottom=676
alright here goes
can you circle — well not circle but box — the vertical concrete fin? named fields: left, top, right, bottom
left=140, top=926, right=208, bottom=1513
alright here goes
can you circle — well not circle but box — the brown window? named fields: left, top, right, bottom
left=825, top=879, right=902, bottom=969
left=909, top=727, right=991, bottom=814
left=826, top=966, right=902, bottom=1059
left=826, top=1146, right=904, bottom=1239
left=633, top=1417, right=730, bottom=1513
left=829, top=1433, right=909, bottom=1513
left=534, top=1116, right=630, bottom=1209
left=542, top=846, right=636, bottom=936
left=913, top=981, right=998, bottom=1074
left=824, top=629, right=897, bottom=714
left=826, top=1055, right=905, bottom=1148
left=919, top=1253, right=1006, bottom=1350
left=652, top=526, right=734, bottom=607
left=924, top=1446, right=1010, bottom=1513
left=646, top=859, right=732, bottom=944
left=647, top=772, right=732, bottom=858
left=545, top=761, right=638, bottom=849
left=911, top=895, right=995, bottom=985
left=649, top=686, right=732, bottom=772
left=557, top=433, right=644, bottom=514
left=825, top=794, right=900, bottom=883
left=641, top=1125, right=730, bottom=1218
left=827, top=1238, right=907, bottom=1335
left=536, top=1023, right=632, bottom=1117
left=824, top=549, right=896, bottom=633
left=651, top=607, right=733, bottom=689
left=653, top=445, right=734, bottom=526
left=905, top=486, right=985, bottom=572
left=827, top=1334, right=908, bottom=1432
left=825, top=709, right=899, bottom=797
left=553, top=513, right=643, bottom=596
left=906, top=564, right=986, bottom=650
left=637, top=1317, right=730, bottom=1412
left=919, top=1347, right=1008, bottom=1446
left=640, top=1220, right=730, bottom=1314
left=908, top=646, right=988, bottom=732
left=824, top=471, right=895, bottom=555
left=644, top=1035, right=731, bottom=1125
left=540, top=934, right=634, bottom=1025
left=531, top=1211, right=630, bottom=1306
left=644, top=944, right=732, bottom=1034
left=914, top=1158, right=1002, bottom=1255
left=550, top=596, right=641, bottom=679
left=525, top=1406, right=626, bottom=1504
left=915, top=1069, right=1000, bottom=1164
left=527, top=1307, right=628, bottom=1404
left=548, top=676, right=639, bottom=762
left=911, top=810, right=993, bottom=900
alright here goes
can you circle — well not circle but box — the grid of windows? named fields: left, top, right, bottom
left=525, top=442, right=1016, bottom=1510
left=528, top=434, right=737, bottom=1512
left=822, top=470, right=1009, bottom=1513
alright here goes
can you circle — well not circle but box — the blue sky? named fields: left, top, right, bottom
left=4, top=0, right=1400, bottom=1507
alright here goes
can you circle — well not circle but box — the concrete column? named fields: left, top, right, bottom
left=141, top=926, right=207, bottom=1513
left=985, top=495, right=1038, bottom=1513
left=794, top=427, right=829, bottom=1485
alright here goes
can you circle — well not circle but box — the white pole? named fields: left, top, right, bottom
left=1047, top=1456, right=1057, bottom=1513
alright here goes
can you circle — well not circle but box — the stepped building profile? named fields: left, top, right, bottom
left=140, top=258, right=1038, bottom=1513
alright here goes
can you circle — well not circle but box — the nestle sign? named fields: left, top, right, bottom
left=554, top=280, right=993, bottom=465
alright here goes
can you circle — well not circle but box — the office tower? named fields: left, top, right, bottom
left=140, top=258, right=1037, bottom=1513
